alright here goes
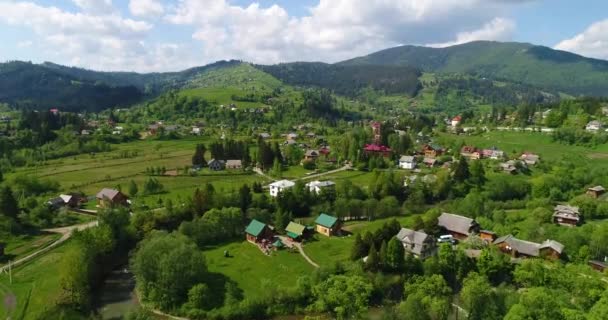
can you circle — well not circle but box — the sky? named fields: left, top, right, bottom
left=0, top=0, right=607, bottom=73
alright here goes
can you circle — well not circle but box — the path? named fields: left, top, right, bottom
left=278, top=236, right=319, bottom=268
left=0, top=220, right=98, bottom=273
left=253, top=167, right=275, bottom=181
left=297, top=164, right=352, bottom=181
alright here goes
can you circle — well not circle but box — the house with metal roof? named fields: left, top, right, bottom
left=399, top=155, right=416, bottom=170
left=285, top=222, right=306, bottom=241
left=587, top=185, right=605, bottom=198
left=493, top=234, right=563, bottom=260
left=245, top=219, right=272, bottom=243
left=269, top=180, right=295, bottom=197
left=437, top=213, right=480, bottom=240
left=314, top=213, right=341, bottom=237
left=395, top=228, right=436, bottom=258
left=96, top=188, right=128, bottom=208
left=306, top=180, right=336, bottom=194
left=553, top=205, right=581, bottom=226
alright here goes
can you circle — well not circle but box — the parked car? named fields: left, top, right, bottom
left=437, top=234, right=457, bottom=244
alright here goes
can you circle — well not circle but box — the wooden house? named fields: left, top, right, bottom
left=461, top=146, right=481, bottom=160
left=314, top=213, right=341, bottom=237
left=587, top=186, right=605, bottom=198
left=208, top=159, right=226, bottom=171
left=422, top=144, right=443, bottom=158
left=395, top=228, right=436, bottom=259
left=96, top=188, right=128, bottom=208
left=437, top=213, right=480, bottom=240
left=245, top=219, right=272, bottom=243
left=493, top=235, right=563, bottom=260
left=589, top=260, right=608, bottom=273
left=553, top=205, right=581, bottom=226
left=479, top=230, right=497, bottom=243
left=226, top=160, right=243, bottom=170
left=285, top=221, right=307, bottom=241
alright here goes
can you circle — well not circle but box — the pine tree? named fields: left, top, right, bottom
left=469, top=160, right=486, bottom=187
left=386, top=237, right=405, bottom=271
left=0, top=186, right=19, bottom=220
left=192, top=144, right=207, bottom=167
left=238, top=184, right=252, bottom=214
left=365, top=244, right=379, bottom=271
left=128, top=180, right=138, bottom=197
left=379, top=240, right=388, bottom=269
left=452, top=156, right=470, bottom=182
left=351, top=233, right=367, bottom=261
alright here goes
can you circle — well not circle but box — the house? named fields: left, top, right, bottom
left=259, top=132, right=271, bottom=139
left=285, top=221, right=306, bottom=241
left=422, top=144, right=443, bottom=158
left=451, top=115, right=462, bottom=127
left=499, top=160, right=519, bottom=174
left=96, top=188, right=128, bottom=208
left=461, top=146, right=481, bottom=160
left=586, top=120, right=603, bottom=132
left=306, top=132, right=316, bottom=139
left=304, top=150, right=320, bottom=161
left=148, top=124, right=161, bottom=135
left=482, top=148, right=505, bottom=160
left=284, top=139, right=297, bottom=146
left=269, top=180, right=295, bottom=197
left=287, top=133, right=298, bottom=140
left=520, top=152, right=540, bottom=165
left=479, top=230, right=497, bottom=244
left=587, top=186, right=606, bottom=198
left=588, top=260, right=608, bottom=273
left=192, top=126, right=202, bottom=135
left=493, top=235, right=563, bottom=260
left=395, top=228, right=436, bottom=259
left=399, top=156, right=416, bottom=170
left=81, top=129, right=91, bottom=136
left=423, top=157, right=437, bottom=167
left=553, top=205, right=581, bottom=226
left=306, top=180, right=336, bottom=194
left=314, top=213, right=341, bottom=237
left=226, top=160, right=243, bottom=170
left=208, top=159, right=226, bottom=171
left=47, top=197, right=67, bottom=210
left=438, top=213, right=480, bottom=240
left=245, top=219, right=272, bottom=243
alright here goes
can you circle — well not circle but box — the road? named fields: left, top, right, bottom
left=0, top=220, right=98, bottom=273
left=297, top=165, right=352, bottom=181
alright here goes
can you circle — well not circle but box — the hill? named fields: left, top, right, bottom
left=256, top=62, right=421, bottom=97
left=340, top=41, right=608, bottom=96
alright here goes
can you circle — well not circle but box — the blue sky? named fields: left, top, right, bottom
left=0, top=0, right=607, bottom=72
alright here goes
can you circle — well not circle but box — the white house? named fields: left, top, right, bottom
left=451, top=115, right=462, bottom=127
left=269, top=180, right=295, bottom=197
left=586, top=120, right=603, bottom=132
left=398, top=156, right=416, bottom=170
left=305, top=180, right=336, bottom=194
left=192, top=126, right=202, bottom=135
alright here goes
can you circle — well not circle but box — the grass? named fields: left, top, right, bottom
left=0, top=241, right=73, bottom=320
left=1, top=233, right=61, bottom=264
left=204, top=241, right=314, bottom=297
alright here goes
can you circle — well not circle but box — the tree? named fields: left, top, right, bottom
left=311, top=275, right=373, bottom=320
left=351, top=233, right=367, bottom=261
left=0, top=170, right=3, bottom=183
left=477, top=248, right=512, bottom=285
left=128, top=180, right=139, bottom=198
left=365, top=244, right=380, bottom=271
left=452, top=156, right=470, bottom=183
left=379, top=240, right=388, bottom=268
left=385, top=237, right=405, bottom=271
left=192, top=144, right=207, bottom=167
left=504, top=288, right=565, bottom=320
left=238, top=184, right=252, bottom=214
left=0, top=186, right=19, bottom=220
left=186, top=283, right=213, bottom=311
left=469, top=160, right=486, bottom=187
left=402, top=275, right=452, bottom=320
left=588, top=290, right=608, bottom=320
left=460, top=273, right=504, bottom=320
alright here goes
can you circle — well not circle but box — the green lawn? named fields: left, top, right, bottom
left=204, top=241, right=314, bottom=297
left=0, top=242, right=72, bottom=320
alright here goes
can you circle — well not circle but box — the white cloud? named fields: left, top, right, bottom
left=129, top=0, right=164, bottom=18
left=17, top=40, right=33, bottom=48
left=555, top=19, right=608, bottom=60
left=166, top=0, right=526, bottom=64
left=72, top=0, right=114, bottom=14
left=427, top=18, right=516, bottom=48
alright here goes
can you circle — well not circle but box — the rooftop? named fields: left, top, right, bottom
left=315, top=213, right=339, bottom=228
left=245, top=219, right=267, bottom=237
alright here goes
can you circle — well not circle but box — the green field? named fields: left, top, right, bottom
left=0, top=242, right=72, bottom=320
left=1, top=232, right=61, bottom=264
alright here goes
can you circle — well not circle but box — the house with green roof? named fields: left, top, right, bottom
left=314, top=213, right=341, bottom=237
left=285, top=221, right=307, bottom=241
left=245, top=219, right=272, bottom=243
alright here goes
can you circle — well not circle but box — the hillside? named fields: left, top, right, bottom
left=257, top=62, right=421, bottom=97
left=340, top=41, right=608, bottom=96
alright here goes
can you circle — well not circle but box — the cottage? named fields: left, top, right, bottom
left=482, top=148, right=505, bottom=160
left=422, top=144, right=443, bottom=158
left=226, top=160, right=243, bottom=170
left=479, top=230, right=497, bottom=243
left=437, top=213, right=480, bottom=240
left=192, top=126, right=202, bottom=135
left=499, top=160, right=519, bottom=174
left=399, top=156, right=416, bottom=170
left=259, top=132, right=271, bottom=139
left=269, top=180, right=295, bottom=197
left=287, top=133, right=298, bottom=140
left=520, top=152, right=540, bottom=165
left=285, top=221, right=306, bottom=241
left=306, top=180, right=336, bottom=194
left=461, top=146, right=481, bottom=160
left=245, top=219, right=272, bottom=243
left=451, top=115, right=462, bottom=127
left=553, top=205, right=581, bottom=226
left=96, top=188, right=128, bottom=208
left=304, top=150, right=320, bottom=161
left=208, top=159, right=226, bottom=171
left=423, top=157, right=437, bottom=168
left=589, top=260, right=608, bottom=273
left=395, top=228, right=436, bottom=258
left=586, top=120, right=603, bottom=132
left=587, top=186, right=606, bottom=198
left=314, top=213, right=341, bottom=237
left=493, top=235, right=563, bottom=260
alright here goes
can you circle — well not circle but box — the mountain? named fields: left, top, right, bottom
left=340, top=41, right=608, bottom=96
left=257, top=62, right=421, bottom=97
